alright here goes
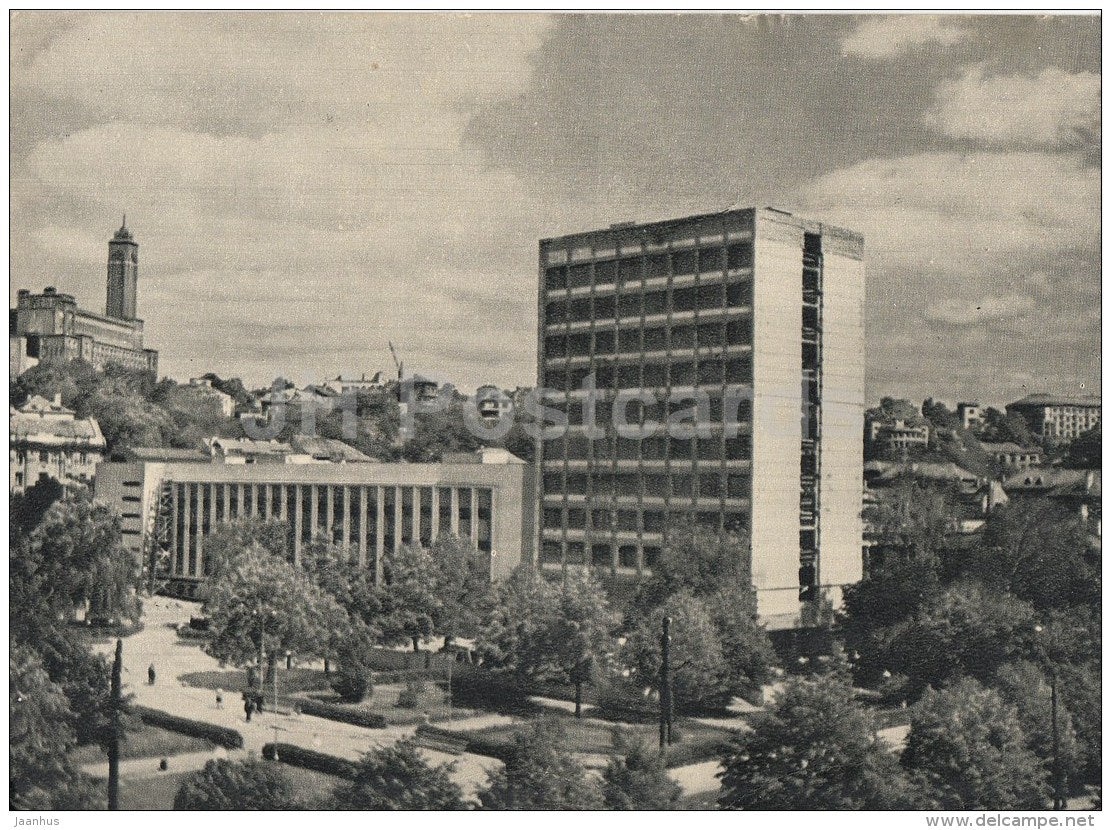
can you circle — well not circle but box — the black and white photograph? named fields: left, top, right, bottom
left=7, top=10, right=1102, bottom=819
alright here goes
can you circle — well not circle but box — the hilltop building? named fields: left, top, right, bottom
left=10, top=220, right=158, bottom=376
left=1006, top=394, right=1101, bottom=442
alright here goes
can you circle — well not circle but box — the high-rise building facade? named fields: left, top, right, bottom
left=535, top=207, right=864, bottom=626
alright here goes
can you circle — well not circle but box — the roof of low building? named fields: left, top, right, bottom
left=287, top=435, right=372, bottom=462
left=114, top=446, right=209, bottom=462
left=979, top=441, right=1040, bottom=454
left=1003, top=467, right=1096, bottom=491
left=1007, top=393, right=1102, bottom=409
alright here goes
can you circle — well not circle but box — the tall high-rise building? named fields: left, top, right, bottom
left=535, top=207, right=864, bottom=627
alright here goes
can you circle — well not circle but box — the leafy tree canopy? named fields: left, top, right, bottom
left=333, top=739, right=467, bottom=810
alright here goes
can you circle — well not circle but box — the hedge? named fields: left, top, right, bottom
left=295, top=698, right=387, bottom=729
left=415, top=723, right=512, bottom=762
left=134, top=705, right=244, bottom=749
left=262, top=743, right=358, bottom=779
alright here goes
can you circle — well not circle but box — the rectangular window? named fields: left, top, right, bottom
left=383, top=488, right=396, bottom=553
left=546, top=300, right=568, bottom=325
left=567, top=332, right=591, bottom=357
left=569, top=297, right=592, bottom=322
left=671, top=325, right=695, bottom=351
left=545, top=266, right=567, bottom=291
left=673, top=286, right=698, bottom=312
left=543, top=507, right=563, bottom=529
left=566, top=542, right=585, bottom=565
left=616, top=510, right=638, bottom=531
left=565, top=473, right=587, bottom=495
left=727, top=473, right=750, bottom=498
left=647, top=253, right=669, bottom=278
left=591, top=544, right=612, bottom=568
left=727, top=242, right=753, bottom=269
left=419, top=487, right=433, bottom=547
left=618, top=258, right=641, bottom=285
left=541, top=541, right=563, bottom=564
left=594, top=260, right=616, bottom=286
left=644, top=290, right=668, bottom=316
left=568, top=263, right=592, bottom=289
left=643, top=363, right=667, bottom=387
left=594, top=330, right=615, bottom=354
left=698, top=248, right=722, bottom=273
left=673, top=250, right=697, bottom=276
left=671, top=362, right=696, bottom=386
left=698, top=473, right=722, bottom=498
left=643, top=326, right=666, bottom=351
left=567, top=508, right=586, bottom=529
left=618, top=293, right=641, bottom=318
left=617, top=328, right=641, bottom=353
left=619, top=545, right=638, bottom=568
left=642, top=474, right=668, bottom=498
left=727, top=282, right=752, bottom=307
left=617, top=364, right=640, bottom=388
left=594, top=294, right=615, bottom=319
left=477, top=489, right=492, bottom=553
left=545, top=334, right=566, bottom=358
left=643, top=510, right=665, bottom=533
left=457, top=488, right=472, bottom=539
left=726, top=319, right=751, bottom=345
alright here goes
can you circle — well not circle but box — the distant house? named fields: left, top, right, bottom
left=184, top=377, right=236, bottom=418
left=10, top=394, right=106, bottom=492
left=957, top=402, right=984, bottom=431
left=259, top=385, right=338, bottom=416
left=979, top=441, right=1043, bottom=470
left=1006, top=393, right=1101, bottom=442
left=204, top=436, right=371, bottom=465
left=865, top=400, right=931, bottom=455
left=408, top=374, right=440, bottom=403
left=475, top=385, right=513, bottom=421
left=320, top=373, right=384, bottom=395
left=1003, top=467, right=1101, bottom=541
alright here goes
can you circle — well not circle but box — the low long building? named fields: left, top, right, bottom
left=1006, top=393, right=1101, bottom=442
left=94, top=446, right=535, bottom=596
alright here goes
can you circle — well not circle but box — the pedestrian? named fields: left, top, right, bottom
left=148, top=664, right=156, bottom=685
left=215, top=688, right=223, bottom=709
left=244, top=698, right=254, bottom=723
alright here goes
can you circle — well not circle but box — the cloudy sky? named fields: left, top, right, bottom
left=10, top=12, right=1100, bottom=404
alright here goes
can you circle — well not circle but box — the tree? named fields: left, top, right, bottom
left=332, top=739, right=467, bottom=810
left=861, top=582, right=1036, bottom=699
left=330, top=631, right=377, bottom=703
left=704, top=586, right=778, bottom=701
left=11, top=492, right=141, bottom=626
left=921, top=398, right=956, bottom=430
left=204, top=543, right=352, bottom=676
left=475, top=567, right=560, bottom=690
left=636, top=522, right=750, bottom=609
left=9, top=640, right=103, bottom=810
left=719, top=673, right=930, bottom=810
left=601, top=731, right=682, bottom=810
left=993, top=661, right=1082, bottom=794
left=971, top=498, right=1098, bottom=612
left=377, top=543, right=442, bottom=651
left=621, top=591, right=732, bottom=713
left=902, top=678, right=1047, bottom=809
left=202, top=517, right=288, bottom=581
left=1062, top=426, right=1101, bottom=468
left=9, top=476, right=65, bottom=535
left=549, top=569, right=618, bottom=716
left=428, top=533, right=491, bottom=643
left=981, top=408, right=1038, bottom=448
left=478, top=719, right=603, bottom=810
left=174, top=758, right=301, bottom=810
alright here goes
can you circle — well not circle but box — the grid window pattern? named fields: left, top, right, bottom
left=539, top=214, right=757, bottom=573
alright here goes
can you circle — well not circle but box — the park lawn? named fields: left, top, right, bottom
left=440, top=714, right=735, bottom=767
left=117, top=764, right=345, bottom=810
left=70, top=724, right=214, bottom=766
left=181, top=666, right=331, bottom=696
left=294, top=681, right=481, bottom=725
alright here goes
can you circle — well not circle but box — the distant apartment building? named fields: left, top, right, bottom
left=536, top=207, right=864, bottom=626
left=957, top=402, right=984, bottom=431
left=1006, top=394, right=1101, bottom=442
left=979, top=441, right=1043, bottom=470
left=10, top=221, right=158, bottom=376
left=94, top=445, right=534, bottom=596
left=10, top=394, right=106, bottom=492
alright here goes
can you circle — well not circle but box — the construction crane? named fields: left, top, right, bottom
left=388, top=341, right=404, bottom=382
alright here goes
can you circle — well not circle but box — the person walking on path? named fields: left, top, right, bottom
left=215, top=688, right=223, bottom=709
left=244, top=697, right=254, bottom=723
left=147, top=664, right=156, bottom=685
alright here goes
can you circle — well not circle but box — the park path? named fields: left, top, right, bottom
left=91, top=596, right=501, bottom=797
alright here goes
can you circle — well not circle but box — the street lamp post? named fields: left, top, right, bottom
left=1034, top=624, right=1068, bottom=810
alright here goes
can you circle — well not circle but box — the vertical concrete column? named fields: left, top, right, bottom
left=357, top=486, right=368, bottom=567
left=430, top=487, right=440, bottom=544
left=342, top=485, right=351, bottom=554
left=309, top=484, right=318, bottom=542
left=293, top=484, right=303, bottom=567
left=450, top=487, right=459, bottom=535
left=374, top=486, right=385, bottom=584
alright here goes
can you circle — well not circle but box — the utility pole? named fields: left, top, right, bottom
left=659, top=615, right=672, bottom=752
left=108, top=639, right=122, bottom=811
left=1050, top=666, right=1067, bottom=810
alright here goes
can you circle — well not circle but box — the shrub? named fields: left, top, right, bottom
left=397, top=677, right=426, bottom=709
left=134, top=705, right=243, bottom=749
left=331, top=661, right=372, bottom=703
left=262, top=743, right=357, bottom=779
left=174, top=758, right=299, bottom=810
left=295, top=698, right=386, bottom=729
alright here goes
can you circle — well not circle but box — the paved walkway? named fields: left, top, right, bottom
left=80, top=748, right=238, bottom=781
left=92, top=596, right=501, bottom=797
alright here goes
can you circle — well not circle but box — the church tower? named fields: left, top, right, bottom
left=106, top=217, right=139, bottom=320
